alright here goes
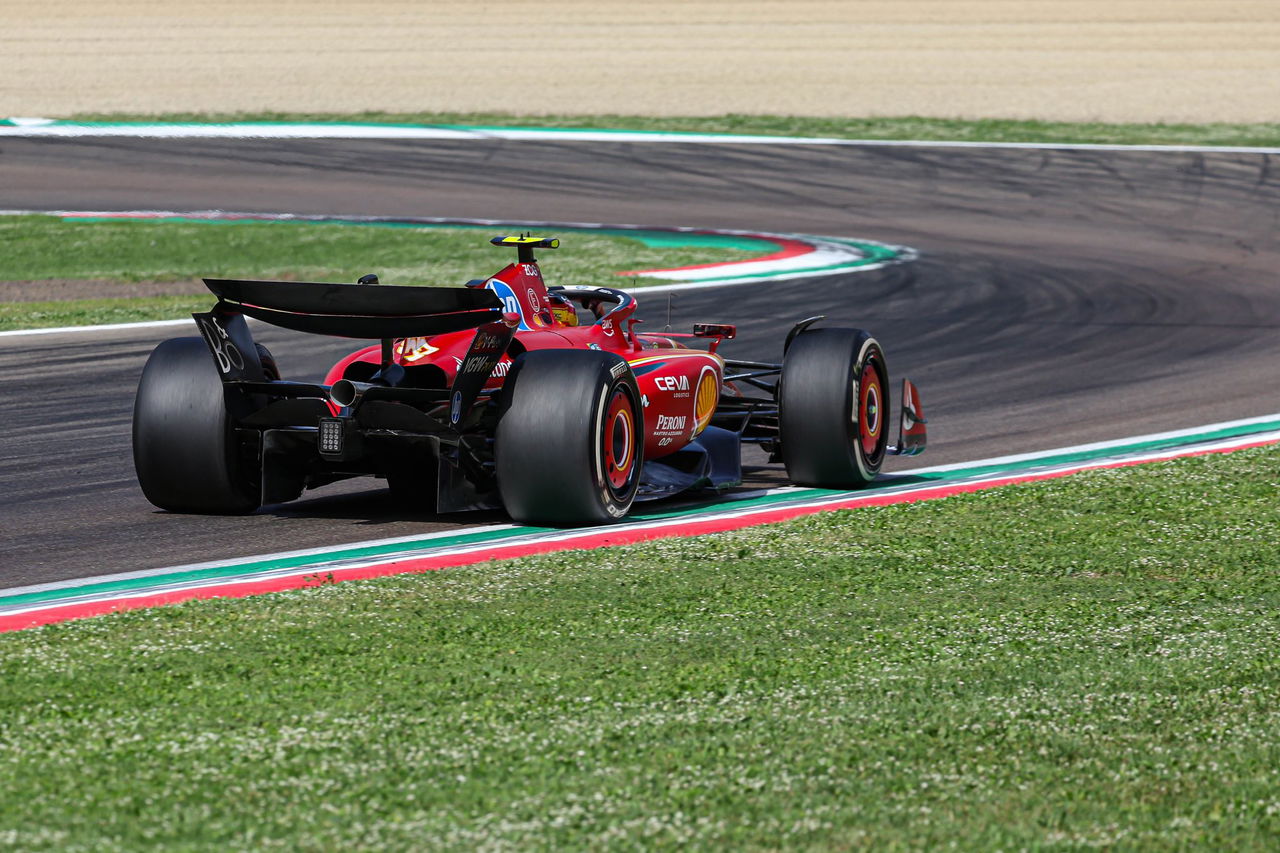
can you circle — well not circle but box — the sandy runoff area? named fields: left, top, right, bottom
left=2, top=1, right=1278, bottom=123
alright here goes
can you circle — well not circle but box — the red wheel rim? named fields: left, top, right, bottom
left=603, top=389, right=636, bottom=491
left=858, top=362, right=882, bottom=457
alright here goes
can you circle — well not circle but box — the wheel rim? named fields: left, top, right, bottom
left=857, top=360, right=883, bottom=458
left=603, top=388, right=636, bottom=493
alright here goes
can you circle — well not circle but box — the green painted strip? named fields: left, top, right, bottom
left=917, top=419, right=1280, bottom=482
left=6, top=418, right=1279, bottom=611
left=0, top=523, right=564, bottom=607
left=829, top=238, right=907, bottom=258
left=61, top=215, right=782, bottom=257
left=624, top=233, right=778, bottom=252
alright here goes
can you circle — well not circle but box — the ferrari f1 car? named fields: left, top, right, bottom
left=133, top=236, right=926, bottom=525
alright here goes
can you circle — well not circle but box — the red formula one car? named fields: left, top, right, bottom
left=133, top=236, right=926, bottom=525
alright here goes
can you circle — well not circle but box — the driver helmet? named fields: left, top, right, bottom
left=547, top=292, right=579, bottom=326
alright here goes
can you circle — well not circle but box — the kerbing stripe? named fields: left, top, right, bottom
left=2, top=419, right=1278, bottom=632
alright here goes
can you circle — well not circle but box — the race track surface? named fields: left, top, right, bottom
left=2, top=138, right=1278, bottom=589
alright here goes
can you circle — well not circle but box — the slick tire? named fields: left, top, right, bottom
left=496, top=349, right=643, bottom=525
left=132, top=336, right=261, bottom=514
left=255, top=343, right=280, bottom=382
left=779, top=327, right=889, bottom=487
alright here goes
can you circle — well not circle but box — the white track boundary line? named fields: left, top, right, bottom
left=5, top=426, right=1278, bottom=619
left=2, top=120, right=1277, bottom=155
left=905, top=412, right=1280, bottom=473
left=5, top=413, right=1278, bottom=604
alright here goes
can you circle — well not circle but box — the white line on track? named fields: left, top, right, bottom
left=0, top=318, right=192, bottom=338
left=3, top=119, right=1278, bottom=155
left=904, top=412, right=1280, bottom=473
left=5, top=413, right=1278, bottom=603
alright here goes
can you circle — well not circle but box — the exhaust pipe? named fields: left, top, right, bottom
left=330, top=379, right=376, bottom=409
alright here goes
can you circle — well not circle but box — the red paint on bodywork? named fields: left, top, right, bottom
left=320, top=253, right=727, bottom=460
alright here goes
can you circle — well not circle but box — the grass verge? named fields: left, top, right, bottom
left=2, top=445, right=1278, bottom=849
left=63, top=111, right=1280, bottom=148
left=0, top=216, right=755, bottom=331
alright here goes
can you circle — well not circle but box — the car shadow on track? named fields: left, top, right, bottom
left=259, top=486, right=511, bottom=527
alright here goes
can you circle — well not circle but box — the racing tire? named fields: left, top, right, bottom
left=779, top=327, right=889, bottom=487
left=496, top=349, right=643, bottom=525
left=132, top=336, right=261, bottom=514
left=256, top=343, right=280, bottom=382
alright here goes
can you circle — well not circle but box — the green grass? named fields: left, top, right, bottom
left=2, top=445, right=1279, bottom=849
left=0, top=295, right=213, bottom=331
left=0, top=216, right=754, bottom=330
left=63, top=111, right=1280, bottom=148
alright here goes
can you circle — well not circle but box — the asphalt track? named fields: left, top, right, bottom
left=2, top=137, right=1278, bottom=590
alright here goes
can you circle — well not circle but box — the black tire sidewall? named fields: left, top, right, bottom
left=132, top=337, right=259, bottom=513
left=495, top=350, right=643, bottom=524
left=779, top=328, right=889, bottom=487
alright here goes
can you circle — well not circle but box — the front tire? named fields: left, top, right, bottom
left=496, top=350, right=643, bottom=525
left=779, top=328, right=889, bottom=487
left=132, top=337, right=261, bottom=513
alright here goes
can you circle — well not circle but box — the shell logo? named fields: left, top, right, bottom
left=399, top=336, right=439, bottom=363
left=693, top=366, right=718, bottom=434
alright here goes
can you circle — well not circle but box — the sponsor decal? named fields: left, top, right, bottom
left=461, top=354, right=494, bottom=374
left=197, top=317, right=243, bottom=374
left=654, top=375, right=690, bottom=392
left=656, top=414, right=687, bottom=431
left=588, top=343, right=602, bottom=351
left=489, top=359, right=511, bottom=379
left=610, top=361, right=628, bottom=379
left=601, top=318, right=615, bottom=337
left=473, top=331, right=505, bottom=350
left=400, top=336, right=439, bottom=363
left=459, top=328, right=511, bottom=374
left=694, top=366, right=719, bottom=433
left=526, top=287, right=542, bottom=313
left=487, top=280, right=524, bottom=325
left=450, top=319, right=515, bottom=424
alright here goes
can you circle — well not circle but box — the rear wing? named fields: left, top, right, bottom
left=203, top=278, right=502, bottom=339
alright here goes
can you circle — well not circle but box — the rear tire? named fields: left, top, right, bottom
left=496, top=350, right=643, bottom=525
left=779, top=327, right=889, bottom=487
left=255, top=343, right=280, bottom=381
left=132, top=337, right=261, bottom=513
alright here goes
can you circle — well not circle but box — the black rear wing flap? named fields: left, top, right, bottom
left=202, top=278, right=502, bottom=338
left=193, top=278, right=504, bottom=388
